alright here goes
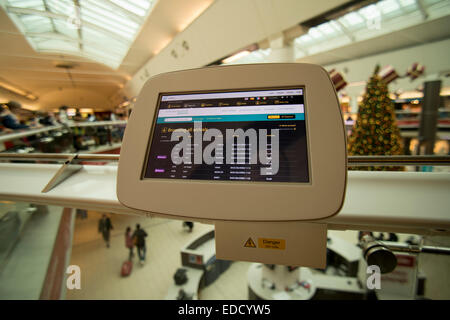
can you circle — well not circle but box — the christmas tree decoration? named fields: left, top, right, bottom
left=348, top=65, right=404, bottom=171
left=378, top=65, right=399, bottom=84
left=376, top=63, right=426, bottom=85
left=329, top=69, right=347, bottom=92
left=406, top=63, right=425, bottom=81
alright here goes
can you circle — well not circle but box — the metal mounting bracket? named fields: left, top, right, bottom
left=41, top=154, right=83, bottom=193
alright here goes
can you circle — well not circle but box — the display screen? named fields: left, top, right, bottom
left=143, top=88, right=309, bottom=182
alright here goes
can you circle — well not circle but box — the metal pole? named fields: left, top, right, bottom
left=347, top=155, right=450, bottom=166
left=417, top=80, right=442, bottom=155
left=0, top=153, right=120, bottom=161
left=382, top=242, right=450, bottom=256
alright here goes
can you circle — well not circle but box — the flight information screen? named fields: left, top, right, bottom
left=143, top=88, right=309, bottom=183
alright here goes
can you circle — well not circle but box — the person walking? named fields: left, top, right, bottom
left=133, top=224, right=148, bottom=265
left=125, top=227, right=134, bottom=261
left=183, top=221, right=194, bottom=232
left=0, top=102, right=29, bottom=130
left=98, top=214, right=113, bottom=248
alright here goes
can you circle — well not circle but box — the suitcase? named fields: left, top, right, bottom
left=121, top=260, right=133, bottom=277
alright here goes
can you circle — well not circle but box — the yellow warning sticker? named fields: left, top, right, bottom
left=258, top=238, right=286, bottom=250
left=244, top=237, right=257, bottom=248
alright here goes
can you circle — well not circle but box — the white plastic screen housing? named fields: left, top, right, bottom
left=117, top=63, right=347, bottom=221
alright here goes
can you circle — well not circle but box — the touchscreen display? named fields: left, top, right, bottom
left=143, top=88, right=309, bottom=182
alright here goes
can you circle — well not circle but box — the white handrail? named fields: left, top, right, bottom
left=0, top=162, right=449, bottom=236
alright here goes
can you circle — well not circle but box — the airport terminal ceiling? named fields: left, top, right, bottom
left=0, top=0, right=216, bottom=110
left=0, top=0, right=449, bottom=111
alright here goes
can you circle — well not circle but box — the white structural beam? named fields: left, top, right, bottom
left=86, top=0, right=143, bottom=24
left=0, top=163, right=449, bottom=235
left=334, top=19, right=355, bottom=42
left=416, top=0, right=429, bottom=20
left=25, top=32, right=125, bottom=56
left=6, top=6, right=66, bottom=21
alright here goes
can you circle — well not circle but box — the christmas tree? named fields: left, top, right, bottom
left=348, top=65, right=404, bottom=171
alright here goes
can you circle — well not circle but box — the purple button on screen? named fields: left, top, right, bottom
left=157, top=155, right=167, bottom=159
left=155, top=169, right=165, bottom=173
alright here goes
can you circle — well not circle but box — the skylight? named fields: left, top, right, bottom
left=291, top=0, right=450, bottom=62
left=2, top=0, right=156, bottom=69
left=341, top=12, right=365, bottom=27
left=221, top=0, right=450, bottom=66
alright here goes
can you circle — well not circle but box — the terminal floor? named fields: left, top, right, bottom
left=66, top=210, right=450, bottom=300
left=66, top=211, right=250, bottom=300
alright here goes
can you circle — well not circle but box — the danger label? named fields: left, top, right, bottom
left=258, top=238, right=286, bottom=250
left=244, top=237, right=257, bottom=248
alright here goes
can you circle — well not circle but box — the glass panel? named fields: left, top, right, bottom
left=377, top=0, right=401, bottom=14
left=359, top=4, right=382, bottom=20
left=296, top=34, right=313, bottom=43
left=82, top=0, right=140, bottom=28
left=82, top=33, right=128, bottom=57
left=7, top=0, right=44, bottom=10
left=308, top=27, right=323, bottom=39
left=317, top=22, right=337, bottom=35
left=398, top=0, right=416, bottom=7
left=46, top=0, right=74, bottom=16
left=20, top=15, right=53, bottom=33
left=341, top=12, right=365, bottom=27
left=329, top=20, right=342, bottom=32
left=80, top=7, right=137, bottom=36
left=425, top=0, right=441, bottom=4
left=129, top=0, right=152, bottom=10
left=37, top=38, right=79, bottom=50
left=29, top=36, right=48, bottom=43
left=53, top=19, right=78, bottom=38
left=110, top=0, right=147, bottom=16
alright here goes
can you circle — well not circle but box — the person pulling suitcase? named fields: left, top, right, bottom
left=133, top=224, right=148, bottom=266
left=121, top=226, right=135, bottom=277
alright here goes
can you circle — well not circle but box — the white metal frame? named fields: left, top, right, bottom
left=117, top=63, right=347, bottom=222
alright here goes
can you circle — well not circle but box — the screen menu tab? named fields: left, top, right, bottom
left=144, top=88, right=309, bottom=183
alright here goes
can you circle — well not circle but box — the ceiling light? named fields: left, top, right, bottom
left=0, top=81, right=38, bottom=101
left=153, top=38, right=173, bottom=55
left=0, top=82, right=27, bottom=96
left=119, top=101, right=130, bottom=108
left=176, top=1, right=214, bottom=32
left=24, top=105, right=39, bottom=111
